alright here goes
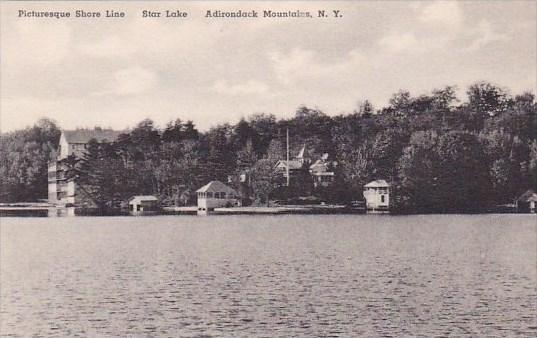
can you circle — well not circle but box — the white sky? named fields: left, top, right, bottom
left=1, top=1, right=535, bottom=132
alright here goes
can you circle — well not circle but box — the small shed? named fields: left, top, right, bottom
left=516, top=190, right=537, bottom=213
left=363, top=180, right=390, bottom=212
left=128, top=195, right=159, bottom=215
left=196, top=180, right=239, bottom=215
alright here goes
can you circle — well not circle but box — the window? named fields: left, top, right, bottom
left=137, top=205, right=141, bottom=211
left=207, top=192, right=213, bottom=198
left=381, top=195, right=385, bottom=203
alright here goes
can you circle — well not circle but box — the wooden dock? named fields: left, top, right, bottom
left=163, top=204, right=365, bottom=215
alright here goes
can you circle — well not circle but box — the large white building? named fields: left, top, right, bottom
left=363, top=179, right=390, bottom=212
left=48, top=129, right=122, bottom=206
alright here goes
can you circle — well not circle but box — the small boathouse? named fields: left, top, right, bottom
left=128, top=195, right=159, bottom=215
left=363, top=180, right=390, bottom=213
left=196, top=180, right=239, bottom=215
left=516, top=190, right=537, bottom=213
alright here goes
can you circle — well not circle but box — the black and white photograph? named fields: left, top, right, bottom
left=1, top=0, right=536, bottom=337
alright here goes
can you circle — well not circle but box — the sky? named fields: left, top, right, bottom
left=1, top=1, right=535, bottom=132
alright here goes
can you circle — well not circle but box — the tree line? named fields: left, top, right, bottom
left=1, top=82, right=536, bottom=212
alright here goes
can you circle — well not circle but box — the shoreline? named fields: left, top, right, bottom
left=0, top=203, right=530, bottom=217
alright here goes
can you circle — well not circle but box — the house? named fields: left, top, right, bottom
left=272, top=145, right=338, bottom=198
left=128, top=195, right=159, bottom=215
left=274, top=159, right=304, bottom=178
left=196, top=180, right=239, bottom=215
left=57, top=128, right=122, bottom=160
left=363, top=179, right=390, bottom=212
left=48, top=128, right=123, bottom=206
left=274, top=144, right=311, bottom=179
left=309, top=153, right=336, bottom=188
left=516, top=190, right=537, bottom=213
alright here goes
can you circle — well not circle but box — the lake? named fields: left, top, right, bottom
left=1, top=215, right=535, bottom=337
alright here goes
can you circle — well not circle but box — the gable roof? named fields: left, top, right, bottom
left=275, top=160, right=303, bottom=170
left=310, top=159, right=328, bottom=171
left=128, top=195, right=158, bottom=203
left=63, top=129, right=123, bottom=144
left=364, top=179, right=390, bottom=188
left=517, top=190, right=537, bottom=202
left=196, top=180, right=237, bottom=195
left=297, top=144, right=309, bottom=159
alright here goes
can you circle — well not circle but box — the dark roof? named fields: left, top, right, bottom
left=196, top=180, right=237, bottom=195
left=63, top=129, right=123, bottom=144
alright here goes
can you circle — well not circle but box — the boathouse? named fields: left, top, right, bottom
left=516, top=190, right=537, bottom=213
left=196, top=180, right=239, bottom=215
left=363, top=180, right=390, bottom=212
left=128, top=195, right=159, bottom=215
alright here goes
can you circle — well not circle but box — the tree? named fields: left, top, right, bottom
left=338, top=143, right=375, bottom=197
left=370, top=129, right=408, bottom=180
left=155, top=140, right=202, bottom=205
left=250, top=159, right=279, bottom=205
left=467, top=82, right=509, bottom=117
left=161, top=119, right=183, bottom=143
left=464, top=82, right=509, bottom=131
left=398, top=131, right=441, bottom=212
left=74, top=140, right=128, bottom=210
left=248, top=113, right=277, bottom=156
left=435, top=131, right=493, bottom=212
left=236, top=139, right=258, bottom=169
left=529, top=140, right=537, bottom=190
left=0, top=118, right=60, bottom=202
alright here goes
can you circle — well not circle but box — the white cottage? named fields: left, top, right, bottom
left=196, top=181, right=239, bottom=215
left=363, top=180, right=390, bottom=212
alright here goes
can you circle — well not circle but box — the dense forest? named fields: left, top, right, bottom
left=1, top=82, right=536, bottom=212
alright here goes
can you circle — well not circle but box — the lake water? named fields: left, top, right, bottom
left=1, top=215, right=536, bottom=337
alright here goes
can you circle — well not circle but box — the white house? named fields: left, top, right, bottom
left=128, top=195, right=159, bottom=215
left=363, top=180, right=390, bottom=212
left=48, top=129, right=122, bottom=205
left=196, top=180, right=239, bottom=215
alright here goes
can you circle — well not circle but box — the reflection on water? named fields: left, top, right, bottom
left=1, top=215, right=536, bottom=337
